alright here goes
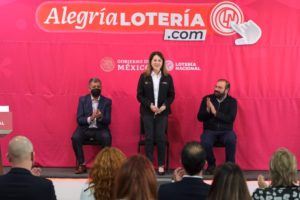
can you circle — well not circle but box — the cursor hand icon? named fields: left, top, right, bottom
left=231, top=20, right=262, bottom=45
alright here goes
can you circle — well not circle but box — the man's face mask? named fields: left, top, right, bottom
left=91, top=88, right=101, bottom=98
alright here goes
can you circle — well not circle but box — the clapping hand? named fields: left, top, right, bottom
left=31, top=167, right=42, bottom=176
left=206, top=98, right=216, bottom=116
left=95, top=109, right=102, bottom=119
left=172, top=167, right=186, bottom=182
left=91, top=109, right=102, bottom=121
left=257, top=174, right=268, bottom=188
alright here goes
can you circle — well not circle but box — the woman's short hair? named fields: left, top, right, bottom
left=88, top=147, right=126, bottom=200
left=207, top=162, right=251, bottom=200
left=270, top=148, right=298, bottom=187
left=114, top=154, right=157, bottom=200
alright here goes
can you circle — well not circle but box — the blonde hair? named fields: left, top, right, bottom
left=88, top=147, right=126, bottom=200
left=270, top=148, right=298, bottom=187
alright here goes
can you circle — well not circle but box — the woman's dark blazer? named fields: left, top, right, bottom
left=137, top=73, right=175, bottom=116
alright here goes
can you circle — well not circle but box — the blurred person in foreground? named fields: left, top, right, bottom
left=0, top=135, right=56, bottom=200
left=114, top=154, right=157, bottom=200
left=80, top=147, right=126, bottom=200
left=158, top=141, right=210, bottom=200
left=252, top=148, right=300, bottom=200
left=207, top=162, right=251, bottom=200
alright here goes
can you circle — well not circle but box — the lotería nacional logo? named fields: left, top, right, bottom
left=210, top=1, right=244, bottom=36
left=165, top=60, right=174, bottom=71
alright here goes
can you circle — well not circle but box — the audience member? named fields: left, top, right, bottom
left=158, top=141, right=210, bottom=200
left=207, top=162, right=251, bottom=200
left=0, top=136, right=57, bottom=200
left=252, top=148, right=300, bottom=200
left=114, top=154, right=157, bottom=200
left=80, top=147, right=126, bottom=200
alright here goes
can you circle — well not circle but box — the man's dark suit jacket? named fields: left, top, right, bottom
left=0, top=168, right=56, bottom=200
left=158, top=177, right=210, bottom=200
left=76, top=94, right=112, bottom=130
left=137, top=73, right=175, bottom=116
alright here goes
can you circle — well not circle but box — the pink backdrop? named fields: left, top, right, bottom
left=0, top=0, right=300, bottom=170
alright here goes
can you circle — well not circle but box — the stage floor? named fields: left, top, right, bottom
left=4, top=167, right=270, bottom=180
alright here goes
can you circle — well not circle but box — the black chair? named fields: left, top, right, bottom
left=203, top=139, right=226, bottom=175
left=138, top=117, right=170, bottom=170
left=213, top=139, right=225, bottom=148
left=83, top=137, right=100, bottom=146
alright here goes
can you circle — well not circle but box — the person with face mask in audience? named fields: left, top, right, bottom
left=197, top=79, right=237, bottom=175
left=71, top=78, right=112, bottom=174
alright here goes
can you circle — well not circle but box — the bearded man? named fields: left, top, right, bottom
left=197, top=79, right=237, bottom=175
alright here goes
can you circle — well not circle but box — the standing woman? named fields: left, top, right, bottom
left=137, top=51, right=175, bottom=175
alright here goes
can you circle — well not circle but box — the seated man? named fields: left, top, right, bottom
left=197, top=79, right=237, bottom=175
left=0, top=136, right=57, bottom=200
left=71, top=77, right=112, bottom=174
left=158, top=141, right=210, bottom=200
